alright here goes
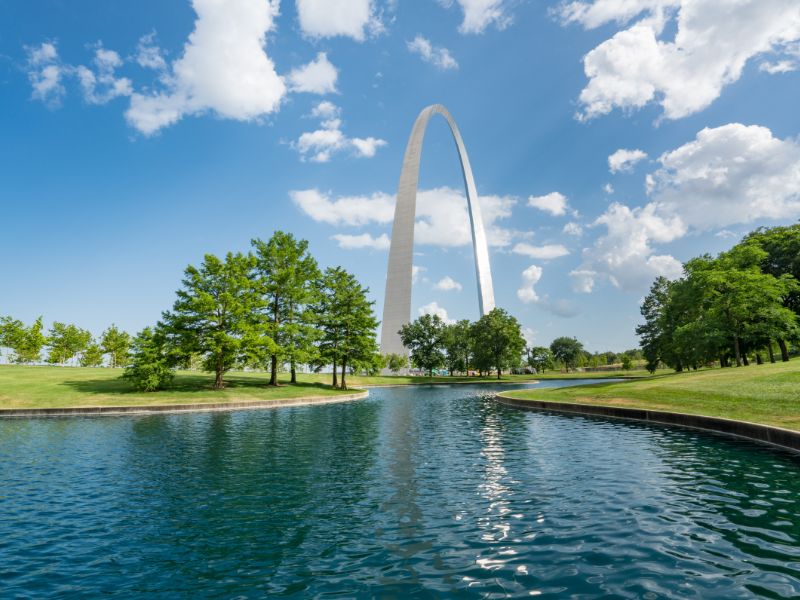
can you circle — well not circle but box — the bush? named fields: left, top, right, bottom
left=123, top=327, right=174, bottom=392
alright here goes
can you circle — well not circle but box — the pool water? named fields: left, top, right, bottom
left=1, top=381, right=799, bottom=598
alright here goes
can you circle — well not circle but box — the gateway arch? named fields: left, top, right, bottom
left=380, top=104, right=495, bottom=357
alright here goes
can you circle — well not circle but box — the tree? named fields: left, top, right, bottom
left=385, top=353, right=409, bottom=374
left=0, top=316, right=46, bottom=364
left=80, top=340, right=105, bottom=367
left=399, top=314, right=447, bottom=376
left=252, top=232, right=322, bottom=385
left=162, top=252, right=258, bottom=389
left=443, top=319, right=472, bottom=375
left=621, top=355, right=633, bottom=370
left=527, top=346, right=554, bottom=372
left=100, top=325, right=132, bottom=368
left=123, top=327, right=175, bottom=391
left=315, top=267, right=379, bottom=390
left=46, top=322, right=91, bottom=366
left=550, top=337, right=584, bottom=372
left=470, top=308, right=526, bottom=379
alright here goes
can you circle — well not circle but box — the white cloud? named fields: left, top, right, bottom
left=290, top=189, right=395, bottom=226
left=648, top=123, right=800, bottom=229
left=412, top=265, right=427, bottom=284
left=512, top=243, right=570, bottom=260
left=288, top=52, right=338, bottom=94
left=562, top=0, right=800, bottom=120
left=135, top=32, right=167, bottom=70
left=522, top=327, right=537, bottom=345
left=608, top=148, right=647, bottom=173
left=715, top=229, right=737, bottom=239
left=296, top=0, right=379, bottom=41
left=434, top=276, right=463, bottom=291
left=25, top=42, right=64, bottom=106
left=332, top=233, right=390, bottom=250
left=441, top=0, right=512, bottom=34
left=562, top=222, right=584, bottom=236
left=125, top=0, right=286, bottom=135
left=76, top=46, right=132, bottom=105
left=527, top=192, right=569, bottom=216
left=407, top=36, right=458, bottom=70
left=603, top=183, right=614, bottom=194
left=418, top=301, right=454, bottom=324
left=294, top=102, right=386, bottom=162
left=517, top=265, right=543, bottom=304
left=572, top=202, right=685, bottom=293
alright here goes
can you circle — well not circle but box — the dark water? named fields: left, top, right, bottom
left=1, top=381, right=799, bottom=599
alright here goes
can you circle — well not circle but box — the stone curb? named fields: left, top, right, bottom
left=495, top=394, right=800, bottom=453
left=0, top=390, right=369, bottom=419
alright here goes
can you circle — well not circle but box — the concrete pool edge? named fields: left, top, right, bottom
left=0, top=390, right=369, bottom=418
left=495, top=394, right=800, bottom=453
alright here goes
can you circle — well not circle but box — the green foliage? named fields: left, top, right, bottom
left=1, top=316, right=47, bottom=364
left=621, top=355, right=633, bottom=371
left=385, top=353, right=408, bottom=374
left=526, top=346, right=554, bottom=372
left=399, top=313, right=447, bottom=376
left=100, top=324, right=131, bottom=368
left=162, top=252, right=258, bottom=389
left=443, top=319, right=472, bottom=375
left=123, top=327, right=175, bottom=392
left=46, top=322, right=91, bottom=365
left=470, top=308, right=526, bottom=379
left=80, top=341, right=105, bottom=367
left=550, top=337, right=585, bottom=372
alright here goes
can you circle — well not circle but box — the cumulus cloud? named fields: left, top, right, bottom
left=76, top=46, right=132, bottom=105
left=434, top=276, right=463, bottom=291
left=562, top=222, right=583, bottom=236
left=125, top=0, right=286, bottom=135
left=407, top=36, right=458, bottom=70
left=608, top=148, right=647, bottom=173
left=296, top=0, right=380, bottom=40
left=287, top=52, right=338, bottom=94
left=517, top=265, right=543, bottom=304
left=559, top=0, right=800, bottom=120
left=332, top=233, right=390, bottom=250
left=25, top=42, right=65, bottom=106
left=440, top=0, right=512, bottom=34
left=294, top=102, right=386, bottom=162
left=412, top=265, right=427, bottom=284
left=290, top=189, right=395, bottom=226
left=418, top=301, right=455, bottom=324
left=527, top=192, right=569, bottom=216
left=647, top=123, right=800, bottom=229
left=512, top=243, right=570, bottom=260
left=135, top=32, right=167, bottom=70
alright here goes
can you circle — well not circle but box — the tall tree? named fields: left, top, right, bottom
left=252, top=232, right=322, bottom=385
left=470, top=308, right=526, bottom=379
left=526, top=346, right=554, bottom=372
left=100, top=324, right=132, bottom=368
left=123, top=326, right=175, bottom=392
left=162, top=252, right=258, bottom=389
left=46, top=322, right=91, bottom=366
left=80, top=340, right=105, bottom=367
left=315, top=267, right=379, bottom=390
left=443, top=319, right=472, bottom=375
left=550, top=337, right=584, bottom=372
left=399, top=314, right=447, bottom=376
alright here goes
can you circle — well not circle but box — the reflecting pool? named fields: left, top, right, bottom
left=1, top=381, right=799, bottom=598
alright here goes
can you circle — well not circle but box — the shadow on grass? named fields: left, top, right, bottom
left=62, top=372, right=339, bottom=396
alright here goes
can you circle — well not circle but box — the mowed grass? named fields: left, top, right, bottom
left=0, top=365, right=646, bottom=410
left=501, top=358, right=800, bottom=430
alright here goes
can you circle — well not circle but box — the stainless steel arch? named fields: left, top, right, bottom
left=380, top=104, right=496, bottom=357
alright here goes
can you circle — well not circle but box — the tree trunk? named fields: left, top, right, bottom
left=290, top=361, right=297, bottom=384
left=742, top=354, right=749, bottom=366
left=270, top=354, right=278, bottom=386
left=332, top=358, right=338, bottom=388
left=340, top=358, right=347, bottom=390
left=734, top=336, right=742, bottom=367
left=768, top=342, right=776, bottom=363
left=755, top=353, right=763, bottom=365
left=496, top=364, right=501, bottom=380
left=778, top=339, right=790, bottom=362
left=719, top=355, right=727, bottom=368
left=215, top=357, right=224, bottom=389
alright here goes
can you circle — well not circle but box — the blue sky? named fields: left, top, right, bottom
left=2, top=0, right=800, bottom=352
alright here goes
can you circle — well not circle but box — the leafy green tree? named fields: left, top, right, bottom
left=385, top=353, right=409, bottom=374
left=46, top=322, right=91, bottom=366
left=162, top=252, right=258, bottom=389
left=80, top=340, right=105, bottom=367
left=315, top=267, right=379, bottom=390
left=100, top=325, right=132, bottom=368
left=621, top=355, right=633, bottom=370
left=123, top=327, right=175, bottom=391
left=443, top=319, right=472, bottom=375
left=399, top=313, right=447, bottom=376
left=471, top=308, right=526, bottom=379
left=527, top=346, right=554, bottom=372
left=550, top=336, right=584, bottom=372
left=252, top=232, right=322, bottom=385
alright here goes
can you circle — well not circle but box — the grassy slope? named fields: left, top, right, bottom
left=501, top=358, right=800, bottom=431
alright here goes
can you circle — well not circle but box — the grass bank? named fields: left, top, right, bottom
left=500, top=358, right=800, bottom=431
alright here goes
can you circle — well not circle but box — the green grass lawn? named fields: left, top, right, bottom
left=0, top=365, right=646, bottom=410
left=501, top=358, right=800, bottom=431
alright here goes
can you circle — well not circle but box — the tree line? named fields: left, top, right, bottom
left=637, top=225, right=800, bottom=372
